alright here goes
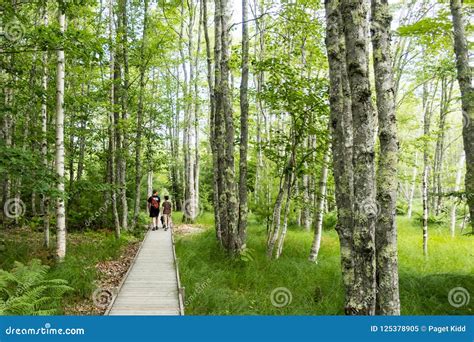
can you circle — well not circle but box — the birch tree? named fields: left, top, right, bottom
left=55, top=0, right=67, bottom=261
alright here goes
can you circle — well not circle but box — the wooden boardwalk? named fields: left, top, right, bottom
left=106, top=227, right=184, bottom=316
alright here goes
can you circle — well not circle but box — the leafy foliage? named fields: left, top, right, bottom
left=0, top=259, right=72, bottom=315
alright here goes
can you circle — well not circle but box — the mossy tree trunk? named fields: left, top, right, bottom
left=450, top=0, right=473, bottom=231
left=370, top=0, right=400, bottom=315
left=324, top=0, right=355, bottom=314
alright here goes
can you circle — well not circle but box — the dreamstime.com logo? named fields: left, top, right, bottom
left=359, top=199, right=381, bottom=219
left=3, top=198, right=26, bottom=219
left=448, top=287, right=470, bottom=308
left=92, top=287, right=118, bottom=309
left=4, top=322, right=85, bottom=336
left=184, top=278, right=211, bottom=307
left=182, top=198, right=203, bottom=221
left=0, top=15, right=25, bottom=42
left=270, top=287, right=293, bottom=308
left=462, top=113, right=471, bottom=129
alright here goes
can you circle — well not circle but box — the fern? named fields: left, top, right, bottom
left=0, top=259, right=73, bottom=315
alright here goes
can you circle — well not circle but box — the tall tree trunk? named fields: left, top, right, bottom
left=41, top=8, right=50, bottom=248
left=201, top=0, right=221, bottom=241
left=132, top=0, right=149, bottom=229
left=119, top=0, right=129, bottom=231
left=180, top=1, right=196, bottom=223
left=2, top=60, right=13, bottom=211
left=109, top=0, right=121, bottom=239
left=275, top=171, right=293, bottom=259
left=324, top=0, right=355, bottom=315
left=220, top=0, right=239, bottom=252
left=407, top=152, right=418, bottom=219
left=267, top=168, right=291, bottom=258
left=450, top=154, right=465, bottom=237
left=194, top=4, right=202, bottom=224
left=309, top=146, right=330, bottom=262
left=433, top=77, right=453, bottom=215
left=450, top=0, right=473, bottom=231
left=214, top=0, right=228, bottom=245
left=55, top=0, right=67, bottom=261
left=238, top=0, right=249, bottom=248
left=371, top=0, right=400, bottom=315
left=342, top=0, right=377, bottom=315
left=422, top=80, right=435, bottom=257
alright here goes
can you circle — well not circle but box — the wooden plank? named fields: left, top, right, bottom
left=106, top=228, right=183, bottom=316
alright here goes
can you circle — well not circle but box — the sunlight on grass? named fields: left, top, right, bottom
left=175, top=214, right=473, bottom=315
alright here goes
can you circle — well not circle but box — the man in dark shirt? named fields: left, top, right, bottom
left=147, top=190, right=161, bottom=231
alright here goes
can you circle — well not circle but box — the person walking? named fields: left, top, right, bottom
left=147, top=190, right=161, bottom=231
left=162, top=195, right=172, bottom=230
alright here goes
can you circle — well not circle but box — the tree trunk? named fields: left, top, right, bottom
left=109, top=0, right=121, bottom=239
left=371, top=0, right=400, bottom=315
left=407, top=152, right=418, bottom=219
left=275, top=171, right=293, bottom=259
left=309, top=146, right=330, bottom=262
left=55, top=0, right=67, bottom=261
left=324, top=0, right=355, bottom=315
left=267, top=170, right=290, bottom=258
left=342, top=0, right=377, bottom=315
left=132, top=0, right=149, bottom=229
left=41, top=7, right=50, bottom=248
left=238, top=0, right=249, bottom=248
left=450, top=0, right=473, bottom=231
left=213, top=0, right=228, bottom=245
left=119, top=0, right=129, bottom=231
left=202, top=0, right=221, bottom=241
left=450, top=154, right=465, bottom=237
left=422, top=80, right=434, bottom=257
left=194, top=4, right=202, bottom=224
left=221, top=0, right=239, bottom=252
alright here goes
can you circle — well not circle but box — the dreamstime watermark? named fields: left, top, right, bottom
left=182, top=198, right=203, bottom=221
left=0, top=15, right=25, bottom=42
left=184, top=278, right=211, bottom=307
left=92, top=287, right=118, bottom=309
left=270, top=287, right=292, bottom=308
left=3, top=198, right=26, bottom=219
left=462, top=113, right=471, bottom=129
left=448, top=287, right=470, bottom=308
left=85, top=199, right=112, bottom=227
left=4, top=322, right=85, bottom=336
left=359, top=198, right=381, bottom=219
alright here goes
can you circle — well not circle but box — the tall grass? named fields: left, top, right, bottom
left=175, top=214, right=473, bottom=315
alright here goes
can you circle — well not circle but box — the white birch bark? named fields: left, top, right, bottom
left=41, top=8, right=50, bottom=248
left=55, top=0, right=67, bottom=261
left=407, top=152, right=418, bottom=219
left=309, top=147, right=330, bottom=262
left=450, top=154, right=465, bottom=237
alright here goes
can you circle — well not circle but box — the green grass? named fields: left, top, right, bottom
left=175, top=214, right=474, bottom=315
left=0, top=227, right=144, bottom=313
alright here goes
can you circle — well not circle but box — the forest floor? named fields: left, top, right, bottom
left=0, top=225, right=144, bottom=315
left=175, top=213, right=474, bottom=315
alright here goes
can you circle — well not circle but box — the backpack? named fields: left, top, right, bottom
left=151, top=196, right=160, bottom=209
